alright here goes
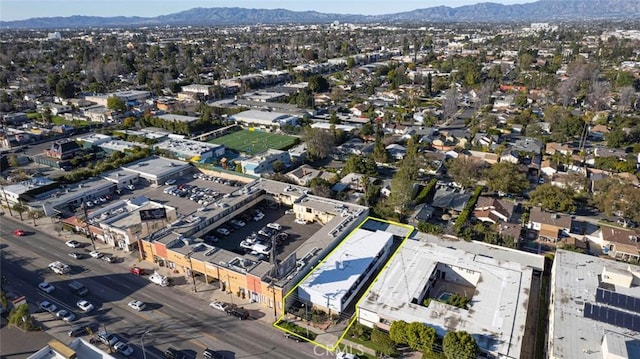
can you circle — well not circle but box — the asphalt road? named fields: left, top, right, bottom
left=0, top=216, right=327, bottom=359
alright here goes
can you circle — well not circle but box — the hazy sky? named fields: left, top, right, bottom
left=1, top=0, right=538, bottom=21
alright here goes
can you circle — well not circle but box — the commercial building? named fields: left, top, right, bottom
left=358, top=237, right=544, bottom=359
left=231, top=110, right=299, bottom=128
left=549, top=250, right=640, bottom=359
left=154, top=135, right=225, bottom=161
left=28, top=338, right=116, bottom=359
left=136, top=178, right=369, bottom=314
left=0, top=177, right=57, bottom=207
left=85, top=90, right=151, bottom=107
left=121, top=156, right=193, bottom=186
left=240, top=149, right=291, bottom=176
left=156, top=113, right=200, bottom=124
left=298, top=228, right=394, bottom=313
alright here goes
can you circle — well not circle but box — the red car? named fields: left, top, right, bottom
left=13, top=229, right=25, bottom=236
left=130, top=267, right=145, bottom=276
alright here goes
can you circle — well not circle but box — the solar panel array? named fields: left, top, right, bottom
left=584, top=303, right=640, bottom=332
left=596, top=288, right=640, bottom=313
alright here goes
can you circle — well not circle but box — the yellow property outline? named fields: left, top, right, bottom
left=273, top=216, right=414, bottom=352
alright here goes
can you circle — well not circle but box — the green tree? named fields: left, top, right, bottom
left=346, top=57, right=356, bottom=69
left=446, top=157, right=484, bottom=189
left=405, top=322, right=437, bottom=352
left=12, top=202, right=27, bottom=221
left=443, top=331, right=479, bottom=359
left=272, top=160, right=284, bottom=173
left=8, top=155, right=19, bottom=168
left=529, top=184, right=577, bottom=213
left=55, top=78, right=76, bottom=99
left=107, top=96, right=126, bottom=111
left=308, top=75, right=330, bottom=93
left=514, top=93, right=528, bottom=108
left=8, top=303, right=38, bottom=331
left=592, top=178, right=640, bottom=223
left=389, top=320, right=409, bottom=344
left=303, top=127, right=335, bottom=160
left=483, top=162, right=529, bottom=195
left=371, top=327, right=398, bottom=356
left=606, top=129, right=627, bottom=148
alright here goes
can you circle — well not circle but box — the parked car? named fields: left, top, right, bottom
left=68, top=325, right=88, bottom=337
left=13, top=229, right=25, bottom=236
left=227, top=307, right=249, bottom=320
left=130, top=267, right=145, bottom=275
left=203, top=348, right=223, bottom=359
left=76, top=299, right=94, bottom=312
left=216, top=227, right=230, bottom=236
left=294, top=218, right=307, bottom=225
left=164, top=347, right=187, bottom=359
left=38, top=281, right=56, bottom=293
left=89, top=250, right=103, bottom=259
left=127, top=300, right=146, bottom=311
left=267, top=222, right=282, bottom=231
left=165, top=179, right=177, bottom=185
left=102, top=255, right=115, bottom=263
left=114, top=342, right=134, bottom=357
left=126, top=184, right=135, bottom=190
left=39, top=300, right=58, bottom=313
left=209, top=301, right=229, bottom=312
left=56, top=309, right=76, bottom=322
left=284, top=333, right=302, bottom=342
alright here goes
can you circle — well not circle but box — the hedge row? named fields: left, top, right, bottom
left=415, top=178, right=438, bottom=204
left=454, top=185, right=483, bottom=235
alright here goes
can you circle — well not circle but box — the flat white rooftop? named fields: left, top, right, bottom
left=549, top=250, right=640, bottom=359
left=359, top=239, right=532, bottom=358
left=299, top=228, right=393, bottom=310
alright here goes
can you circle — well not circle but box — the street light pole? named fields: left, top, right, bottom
left=140, top=329, right=150, bottom=359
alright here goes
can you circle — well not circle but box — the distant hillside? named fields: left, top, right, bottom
left=2, top=0, right=640, bottom=29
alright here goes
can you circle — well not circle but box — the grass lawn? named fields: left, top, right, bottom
left=209, top=130, right=298, bottom=155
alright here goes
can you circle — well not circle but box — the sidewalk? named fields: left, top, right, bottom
left=3, top=212, right=279, bottom=326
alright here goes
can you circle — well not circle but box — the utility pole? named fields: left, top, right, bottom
left=185, top=251, right=197, bottom=293
left=82, top=202, right=97, bottom=251
left=140, top=329, right=151, bottom=359
left=0, top=181, right=13, bottom=217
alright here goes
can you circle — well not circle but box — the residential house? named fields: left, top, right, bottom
left=589, top=124, right=609, bottom=140
left=473, top=196, right=516, bottom=223
left=286, top=165, right=328, bottom=186
left=513, top=137, right=543, bottom=154
left=545, top=142, right=573, bottom=156
left=589, top=227, right=640, bottom=262
left=527, top=207, right=572, bottom=242
left=540, top=160, right=558, bottom=177
left=472, top=133, right=499, bottom=149
left=410, top=203, right=435, bottom=225
left=386, top=144, right=407, bottom=160
left=333, top=138, right=374, bottom=161
left=500, top=150, right=520, bottom=164
left=594, top=146, right=626, bottom=160
left=44, top=139, right=81, bottom=160
left=466, top=150, right=499, bottom=165
left=430, top=186, right=471, bottom=213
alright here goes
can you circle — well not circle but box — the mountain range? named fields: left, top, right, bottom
left=2, top=0, right=640, bottom=29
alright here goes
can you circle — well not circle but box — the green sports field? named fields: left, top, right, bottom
left=208, top=130, right=298, bottom=155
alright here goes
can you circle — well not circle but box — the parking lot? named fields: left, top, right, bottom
left=116, top=173, right=242, bottom=215
left=204, top=203, right=322, bottom=261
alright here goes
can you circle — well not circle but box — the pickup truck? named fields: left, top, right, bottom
left=149, top=271, right=168, bottom=287
left=48, top=261, right=70, bottom=275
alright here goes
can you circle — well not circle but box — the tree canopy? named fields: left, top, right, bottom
left=483, top=162, right=529, bottom=195
left=443, top=331, right=479, bottom=359
left=389, top=320, right=436, bottom=353
left=447, top=157, right=485, bottom=189
left=303, top=127, right=335, bottom=160
left=529, top=183, right=577, bottom=213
